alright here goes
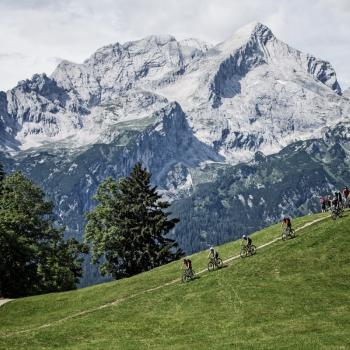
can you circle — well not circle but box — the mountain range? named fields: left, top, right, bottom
left=1, top=22, right=349, bottom=285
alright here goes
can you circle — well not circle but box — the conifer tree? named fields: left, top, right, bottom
left=85, top=162, right=183, bottom=278
left=0, top=170, right=88, bottom=297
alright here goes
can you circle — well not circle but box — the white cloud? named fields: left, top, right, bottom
left=0, top=0, right=349, bottom=91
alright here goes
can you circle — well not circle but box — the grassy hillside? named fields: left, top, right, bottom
left=0, top=212, right=349, bottom=349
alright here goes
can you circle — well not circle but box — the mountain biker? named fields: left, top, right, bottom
left=208, top=246, right=219, bottom=260
left=320, top=196, right=326, bottom=212
left=335, top=191, right=343, bottom=208
left=182, top=258, right=192, bottom=273
left=331, top=196, right=339, bottom=209
left=343, top=187, right=349, bottom=207
left=242, top=235, right=252, bottom=248
left=282, top=217, right=292, bottom=231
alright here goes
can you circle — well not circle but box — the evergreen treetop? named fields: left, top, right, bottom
left=85, top=162, right=183, bottom=278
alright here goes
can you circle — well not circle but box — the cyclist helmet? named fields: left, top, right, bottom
left=242, top=235, right=247, bottom=239
left=209, top=246, right=214, bottom=251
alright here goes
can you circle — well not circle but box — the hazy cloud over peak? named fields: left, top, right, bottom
left=0, top=0, right=349, bottom=91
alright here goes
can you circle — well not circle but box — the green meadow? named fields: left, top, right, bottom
left=1, top=211, right=349, bottom=350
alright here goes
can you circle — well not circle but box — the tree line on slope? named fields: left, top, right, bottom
left=0, top=162, right=182, bottom=297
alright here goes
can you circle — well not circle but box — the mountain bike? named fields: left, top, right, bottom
left=207, top=256, right=223, bottom=272
left=182, top=268, right=195, bottom=282
left=240, top=244, right=256, bottom=258
left=282, top=227, right=296, bottom=241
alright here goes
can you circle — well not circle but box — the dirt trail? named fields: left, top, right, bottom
left=0, top=299, right=12, bottom=308
left=197, top=215, right=328, bottom=273
left=0, top=215, right=329, bottom=337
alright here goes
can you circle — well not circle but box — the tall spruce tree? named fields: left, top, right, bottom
left=0, top=169, right=88, bottom=297
left=85, top=162, right=183, bottom=278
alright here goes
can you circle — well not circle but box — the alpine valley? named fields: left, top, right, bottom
left=1, top=22, right=349, bottom=285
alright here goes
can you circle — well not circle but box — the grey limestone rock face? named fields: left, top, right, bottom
left=0, top=22, right=347, bottom=160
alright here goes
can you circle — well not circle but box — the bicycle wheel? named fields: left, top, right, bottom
left=250, top=245, right=257, bottom=255
left=216, top=258, right=223, bottom=269
left=240, top=246, right=247, bottom=258
left=282, top=231, right=287, bottom=241
left=208, top=261, right=215, bottom=272
left=290, top=229, right=296, bottom=238
left=331, top=211, right=337, bottom=220
left=182, top=273, right=188, bottom=283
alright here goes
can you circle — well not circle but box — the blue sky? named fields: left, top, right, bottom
left=0, top=0, right=349, bottom=91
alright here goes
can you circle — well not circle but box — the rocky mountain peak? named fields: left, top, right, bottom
left=216, top=22, right=273, bottom=54
left=0, top=22, right=348, bottom=159
left=238, top=21, right=274, bottom=42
